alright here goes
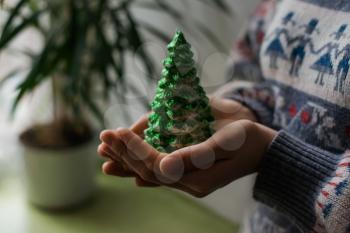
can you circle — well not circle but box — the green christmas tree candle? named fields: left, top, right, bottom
left=144, top=30, right=214, bottom=153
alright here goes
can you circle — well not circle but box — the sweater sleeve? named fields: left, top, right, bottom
left=254, top=130, right=350, bottom=233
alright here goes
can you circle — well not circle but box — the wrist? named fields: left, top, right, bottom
left=251, top=122, right=277, bottom=172
left=233, top=120, right=276, bottom=175
left=256, top=123, right=277, bottom=151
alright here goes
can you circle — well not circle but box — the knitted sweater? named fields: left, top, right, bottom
left=225, top=0, right=350, bottom=232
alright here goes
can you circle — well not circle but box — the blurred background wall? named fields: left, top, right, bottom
left=0, top=0, right=260, bottom=224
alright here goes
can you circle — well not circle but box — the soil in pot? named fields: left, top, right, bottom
left=19, top=118, right=93, bottom=150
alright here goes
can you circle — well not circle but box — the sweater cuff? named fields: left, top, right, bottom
left=254, top=130, right=340, bottom=232
left=225, top=94, right=274, bottom=127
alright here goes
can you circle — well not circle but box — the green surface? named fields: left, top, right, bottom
left=0, top=174, right=239, bottom=233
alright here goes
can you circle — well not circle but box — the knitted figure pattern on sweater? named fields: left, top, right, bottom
left=225, top=0, right=350, bottom=232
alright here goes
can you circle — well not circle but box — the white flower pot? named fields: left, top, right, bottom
left=21, top=140, right=98, bottom=209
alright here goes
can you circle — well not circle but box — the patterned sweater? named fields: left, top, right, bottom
left=225, top=0, right=350, bottom=232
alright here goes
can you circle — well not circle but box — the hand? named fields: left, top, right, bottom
left=98, top=114, right=276, bottom=197
left=98, top=98, right=257, bottom=186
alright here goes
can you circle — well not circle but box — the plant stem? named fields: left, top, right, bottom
left=51, top=74, right=59, bottom=126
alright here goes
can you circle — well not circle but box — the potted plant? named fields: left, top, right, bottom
left=0, top=0, right=230, bottom=209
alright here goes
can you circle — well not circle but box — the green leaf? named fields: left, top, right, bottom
left=195, top=0, right=232, bottom=15
left=153, top=0, right=182, bottom=19
left=134, top=1, right=190, bottom=32
left=139, top=22, right=172, bottom=44
left=0, top=0, right=26, bottom=40
left=96, top=26, right=123, bottom=81
left=28, top=0, right=39, bottom=12
left=123, top=7, right=155, bottom=79
left=0, top=69, right=23, bottom=87
left=81, top=88, right=104, bottom=126
left=2, top=0, right=232, bottom=123
left=65, top=2, right=88, bottom=95
left=108, top=8, right=126, bottom=84
left=0, top=9, right=44, bottom=50
left=11, top=28, right=64, bottom=113
left=211, top=0, right=232, bottom=15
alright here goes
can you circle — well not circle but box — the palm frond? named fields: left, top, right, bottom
left=1, top=0, right=27, bottom=38
left=1, top=0, right=232, bottom=124
left=124, top=6, right=156, bottom=80
left=12, top=27, right=64, bottom=113
left=0, top=9, right=44, bottom=49
left=140, top=22, right=172, bottom=44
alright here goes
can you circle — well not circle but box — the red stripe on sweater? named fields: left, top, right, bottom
left=327, top=182, right=338, bottom=186
left=321, top=191, right=329, bottom=198
left=317, top=201, right=324, bottom=209
left=336, top=172, right=343, bottom=177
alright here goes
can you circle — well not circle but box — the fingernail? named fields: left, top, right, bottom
left=160, top=155, right=184, bottom=181
left=100, top=130, right=109, bottom=140
left=101, top=134, right=113, bottom=146
left=97, top=144, right=102, bottom=153
left=102, top=162, right=110, bottom=174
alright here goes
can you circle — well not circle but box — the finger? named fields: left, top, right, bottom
left=117, top=129, right=189, bottom=184
left=99, top=143, right=135, bottom=172
left=101, top=128, right=163, bottom=183
left=130, top=114, right=150, bottom=138
left=112, top=130, right=208, bottom=196
left=100, top=130, right=127, bottom=160
left=121, top=141, right=166, bottom=184
left=153, top=121, right=248, bottom=183
left=100, top=150, right=196, bottom=195
left=117, top=128, right=161, bottom=170
left=159, top=136, right=228, bottom=179
left=99, top=142, right=126, bottom=163
left=102, top=161, right=136, bottom=177
left=106, top=128, right=162, bottom=184
left=116, top=129, right=191, bottom=186
left=98, top=143, right=131, bottom=172
left=97, top=144, right=112, bottom=159
left=159, top=121, right=249, bottom=180
left=98, top=143, right=116, bottom=159
left=100, top=143, right=116, bottom=157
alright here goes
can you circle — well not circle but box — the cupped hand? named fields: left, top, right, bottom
left=97, top=98, right=276, bottom=197
left=98, top=98, right=255, bottom=182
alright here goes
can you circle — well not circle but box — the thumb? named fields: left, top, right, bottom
left=130, top=114, right=149, bottom=138
left=159, top=141, right=217, bottom=179
left=159, top=121, right=249, bottom=178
